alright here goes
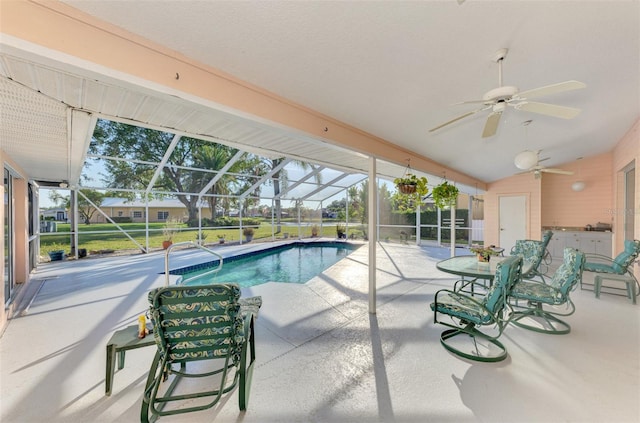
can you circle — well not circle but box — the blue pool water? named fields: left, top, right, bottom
left=173, top=242, right=360, bottom=287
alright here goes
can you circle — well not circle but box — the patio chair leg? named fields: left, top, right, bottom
left=594, top=276, right=603, bottom=299
left=510, top=309, right=571, bottom=335
left=239, top=314, right=256, bottom=410
left=141, top=350, right=162, bottom=423
left=440, top=328, right=508, bottom=363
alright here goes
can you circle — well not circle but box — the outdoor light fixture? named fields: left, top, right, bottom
left=571, top=157, right=585, bottom=192
left=571, top=181, right=586, bottom=192
left=514, top=150, right=539, bottom=170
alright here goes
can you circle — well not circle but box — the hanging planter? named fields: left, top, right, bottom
left=393, top=160, right=429, bottom=213
left=431, top=181, right=459, bottom=210
left=394, top=160, right=428, bottom=198
left=398, top=182, right=417, bottom=195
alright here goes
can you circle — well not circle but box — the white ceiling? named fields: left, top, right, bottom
left=60, top=0, right=640, bottom=183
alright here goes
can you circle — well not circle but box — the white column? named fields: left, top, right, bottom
left=450, top=206, right=456, bottom=257
left=416, top=203, right=421, bottom=246
left=368, top=156, right=378, bottom=313
left=71, top=188, right=78, bottom=259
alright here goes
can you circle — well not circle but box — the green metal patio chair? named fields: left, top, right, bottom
left=141, top=284, right=260, bottom=422
left=430, top=255, right=522, bottom=362
left=541, top=229, right=554, bottom=267
left=509, top=247, right=585, bottom=334
left=510, top=238, right=549, bottom=283
left=582, top=239, right=640, bottom=304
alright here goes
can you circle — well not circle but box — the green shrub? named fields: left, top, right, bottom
left=186, top=216, right=263, bottom=228
left=111, top=216, right=132, bottom=223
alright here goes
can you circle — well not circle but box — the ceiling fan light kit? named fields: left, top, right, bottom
left=429, top=48, right=586, bottom=138
left=514, top=150, right=539, bottom=170
left=514, top=149, right=574, bottom=179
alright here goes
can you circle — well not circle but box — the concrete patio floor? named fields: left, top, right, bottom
left=1, top=241, right=638, bottom=422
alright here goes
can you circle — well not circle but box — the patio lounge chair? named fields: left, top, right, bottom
left=430, top=255, right=522, bottom=362
left=141, top=284, right=259, bottom=422
left=582, top=239, right=640, bottom=304
left=509, top=247, right=585, bottom=334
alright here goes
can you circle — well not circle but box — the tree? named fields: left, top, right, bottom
left=90, top=119, right=268, bottom=223
left=265, top=159, right=321, bottom=233
left=77, top=190, right=106, bottom=224
left=49, top=189, right=105, bottom=224
left=191, top=144, right=265, bottom=220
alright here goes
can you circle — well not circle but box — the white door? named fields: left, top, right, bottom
left=499, top=195, right=527, bottom=253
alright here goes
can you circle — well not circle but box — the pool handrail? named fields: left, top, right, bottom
left=164, top=241, right=224, bottom=287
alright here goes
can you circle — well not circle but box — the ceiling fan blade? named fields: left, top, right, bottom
left=482, top=112, right=501, bottom=138
left=516, top=80, right=586, bottom=100
left=541, top=168, right=574, bottom=175
left=453, top=99, right=489, bottom=106
left=515, top=101, right=582, bottom=119
left=429, top=107, right=487, bottom=133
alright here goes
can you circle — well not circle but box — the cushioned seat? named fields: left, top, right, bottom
left=430, top=255, right=522, bottom=362
left=510, top=234, right=551, bottom=282
left=141, top=284, right=260, bottom=422
left=509, top=247, right=584, bottom=334
left=583, top=239, right=640, bottom=304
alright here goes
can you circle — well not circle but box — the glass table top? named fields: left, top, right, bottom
left=436, top=255, right=504, bottom=280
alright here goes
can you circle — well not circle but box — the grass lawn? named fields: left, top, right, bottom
left=38, top=221, right=361, bottom=257
left=39, top=221, right=467, bottom=260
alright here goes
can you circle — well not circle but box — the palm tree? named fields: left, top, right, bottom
left=194, top=146, right=267, bottom=219
left=267, top=158, right=321, bottom=233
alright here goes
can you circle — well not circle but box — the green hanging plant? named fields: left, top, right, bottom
left=394, top=173, right=429, bottom=197
left=431, top=181, right=459, bottom=210
left=393, top=160, right=429, bottom=213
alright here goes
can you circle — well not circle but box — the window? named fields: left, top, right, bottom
left=132, top=211, right=143, bottom=219
left=118, top=211, right=123, bottom=217
left=158, top=211, right=169, bottom=221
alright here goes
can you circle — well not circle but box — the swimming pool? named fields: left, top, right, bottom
left=172, top=242, right=361, bottom=287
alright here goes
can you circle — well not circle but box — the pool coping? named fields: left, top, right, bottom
left=168, top=238, right=364, bottom=277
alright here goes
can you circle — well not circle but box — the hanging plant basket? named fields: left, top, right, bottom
left=431, top=181, right=459, bottom=210
left=393, top=160, right=429, bottom=213
left=398, top=183, right=417, bottom=195
left=394, top=166, right=428, bottom=198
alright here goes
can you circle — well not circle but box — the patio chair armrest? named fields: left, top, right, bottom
left=584, top=253, right=615, bottom=264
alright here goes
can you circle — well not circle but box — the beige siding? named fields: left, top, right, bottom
left=91, top=206, right=188, bottom=223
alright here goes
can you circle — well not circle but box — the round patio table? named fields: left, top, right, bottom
left=436, top=255, right=502, bottom=294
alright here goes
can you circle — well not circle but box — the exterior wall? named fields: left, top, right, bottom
left=1, top=153, right=5, bottom=332
left=40, top=208, right=68, bottom=221
left=611, top=118, right=640, bottom=281
left=484, top=173, right=542, bottom=247
left=541, top=152, right=613, bottom=230
left=0, top=149, right=30, bottom=334
left=12, top=178, right=28, bottom=285
left=92, top=207, right=187, bottom=223
left=485, top=119, right=639, bottom=269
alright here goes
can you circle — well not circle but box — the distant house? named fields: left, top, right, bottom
left=92, top=198, right=209, bottom=223
left=40, top=208, right=68, bottom=222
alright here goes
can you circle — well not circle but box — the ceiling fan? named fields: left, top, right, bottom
left=429, top=48, right=586, bottom=138
left=515, top=150, right=574, bottom=179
